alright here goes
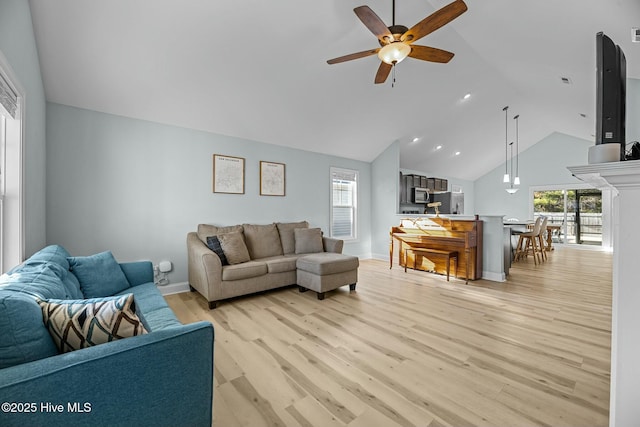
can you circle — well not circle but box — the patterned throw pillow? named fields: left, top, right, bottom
left=39, top=294, right=148, bottom=353
left=206, top=236, right=229, bottom=265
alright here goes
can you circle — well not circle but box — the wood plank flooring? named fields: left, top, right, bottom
left=165, top=246, right=612, bottom=427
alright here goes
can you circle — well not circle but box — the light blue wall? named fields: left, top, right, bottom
left=0, top=0, right=47, bottom=257
left=46, top=103, right=372, bottom=284
left=371, top=141, right=400, bottom=259
left=474, top=132, right=592, bottom=220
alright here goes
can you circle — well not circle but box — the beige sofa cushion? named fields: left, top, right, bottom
left=276, top=221, right=309, bottom=254
left=296, top=253, right=359, bottom=275
left=242, top=223, right=283, bottom=259
left=294, top=228, right=324, bottom=254
left=197, top=224, right=243, bottom=244
left=218, top=231, right=251, bottom=265
left=263, top=255, right=299, bottom=274
left=222, top=261, right=268, bottom=281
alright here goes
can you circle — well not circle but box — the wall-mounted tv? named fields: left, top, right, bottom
left=595, top=32, right=626, bottom=160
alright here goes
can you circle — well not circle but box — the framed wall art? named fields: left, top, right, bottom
left=213, top=154, right=245, bottom=194
left=260, top=161, right=285, bottom=196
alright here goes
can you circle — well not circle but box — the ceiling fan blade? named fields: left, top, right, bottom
left=354, top=6, right=392, bottom=43
left=401, top=0, right=467, bottom=44
left=327, top=48, right=380, bottom=65
left=408, top=45, right=455, bottom=63
left=374, top=62, right=392, bottom=84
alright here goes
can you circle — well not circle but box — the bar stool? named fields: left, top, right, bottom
left=515, top=217, right=544, bottom=265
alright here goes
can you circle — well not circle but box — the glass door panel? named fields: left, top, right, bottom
left=532, top=188, right=602, bottom=246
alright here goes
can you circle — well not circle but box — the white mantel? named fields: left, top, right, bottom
left=568, top=160, right=640, bottom=427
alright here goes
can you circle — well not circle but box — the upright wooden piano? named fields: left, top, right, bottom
left=390, top=216, right=483, bottom=281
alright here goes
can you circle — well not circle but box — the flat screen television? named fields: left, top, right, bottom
left=595, top=32, right=626, bottom=160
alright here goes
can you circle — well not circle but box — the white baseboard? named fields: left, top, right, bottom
left=482, top=271, right=506, bottom=282
left=156, top=281, right=190, bottom=296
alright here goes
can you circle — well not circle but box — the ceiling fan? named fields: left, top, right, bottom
left=327, top=0, right=468, bottom=84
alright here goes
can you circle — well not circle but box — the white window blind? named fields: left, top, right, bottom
left=0, top=73, right=17, bottom=119
left=330, top=167, right=357, bottom=239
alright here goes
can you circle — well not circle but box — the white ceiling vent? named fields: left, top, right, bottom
left=632, top=28, right=640, bottom=43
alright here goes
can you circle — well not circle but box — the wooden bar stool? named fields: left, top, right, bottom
left=515, top=217, right=544, bottom=265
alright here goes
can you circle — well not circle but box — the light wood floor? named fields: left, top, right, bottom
left=165, top=246, right=612, bottom=427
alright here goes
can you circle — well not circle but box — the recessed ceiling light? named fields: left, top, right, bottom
left=435, top=145, right=442, bottom=150
left=455, top=151, right=461, bottom=156
left=412, top=137, right=420, bottom=143
left=463, top=93, right=471, bottom=100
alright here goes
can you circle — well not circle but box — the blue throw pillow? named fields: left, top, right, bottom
left=68, top=251, right=131, bottom=298
left=206, top=236, right=229, bottom=265
left=0, top=291, right=58, bottom=369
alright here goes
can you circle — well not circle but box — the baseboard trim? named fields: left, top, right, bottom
left=156, top=281, right=190, bottom=296
left=482, top=271, right=506, bottom=282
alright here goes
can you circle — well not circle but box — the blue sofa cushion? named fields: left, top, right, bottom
left=117, top=283, right=181, bottom=331
left=17, top=245, right=83, bottom=299
left=0, top=263, right=71, bottom=300
left=68, top=251, right=131, bottom=298
left=0, top=291, right=58, bottom=369
left=39, top=293, right=147, bottom=353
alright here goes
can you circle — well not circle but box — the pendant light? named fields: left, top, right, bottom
left=501, top=107, right=521, bottom=194
left=502, top=106, right=510, bottom=183
left=513, top=114, right=520, bottom=186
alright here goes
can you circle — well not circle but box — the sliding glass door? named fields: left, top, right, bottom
left=533, top=188, right=602, bottom=246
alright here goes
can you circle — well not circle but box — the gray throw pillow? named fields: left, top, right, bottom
left=218, top=232, right=251, bottom=265
left=294, top=228, right=324, bottom=254
left=276, top=221, right=309, bottom=254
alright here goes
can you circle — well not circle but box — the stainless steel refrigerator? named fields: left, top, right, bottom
left=433, top=192, right=464, bottom=215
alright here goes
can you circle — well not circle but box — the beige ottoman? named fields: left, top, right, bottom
left=296, top=253, right=359, bottom=300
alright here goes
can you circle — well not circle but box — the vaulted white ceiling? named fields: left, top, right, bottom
left=28, top=0, right=640, bottom=181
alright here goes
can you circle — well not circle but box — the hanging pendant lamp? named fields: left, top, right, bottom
left=501, top=106, right=520, bottom=194
left=513, top=114, right=520, bottom=186
left=502, top=106, right=510, bottom=183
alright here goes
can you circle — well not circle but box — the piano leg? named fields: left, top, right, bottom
left=465, top=248, right=470, bottom=284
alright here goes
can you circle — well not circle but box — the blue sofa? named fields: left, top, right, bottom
left=0, top=245, right=214, bottom=427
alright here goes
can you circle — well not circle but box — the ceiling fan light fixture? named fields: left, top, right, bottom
left=378, top=42, right=411, bottom=65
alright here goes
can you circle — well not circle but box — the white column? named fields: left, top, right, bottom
left=609, top=182, right=640, bottom=427
left=568, top=161, right=640, bottom=427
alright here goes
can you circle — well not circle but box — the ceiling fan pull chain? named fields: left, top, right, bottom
left=392, top=64, right=396, bottom=88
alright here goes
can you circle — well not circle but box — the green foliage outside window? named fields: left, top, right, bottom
left=534, top=190, right=601, bottom=214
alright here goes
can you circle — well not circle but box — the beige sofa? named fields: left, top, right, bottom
left=187, top=221, right=358, bottom=309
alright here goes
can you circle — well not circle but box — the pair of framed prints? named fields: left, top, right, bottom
left=213, top=154, right=285, bottom=196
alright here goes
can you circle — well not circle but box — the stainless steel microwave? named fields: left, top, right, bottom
left=412, top=187, right=430, bottom=204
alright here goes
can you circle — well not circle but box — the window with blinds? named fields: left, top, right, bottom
left=0, top=59, right=23, bottom=273
left=0, top=73, right=17, bottom=120
left=330, top=167, right=357, bottom=239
